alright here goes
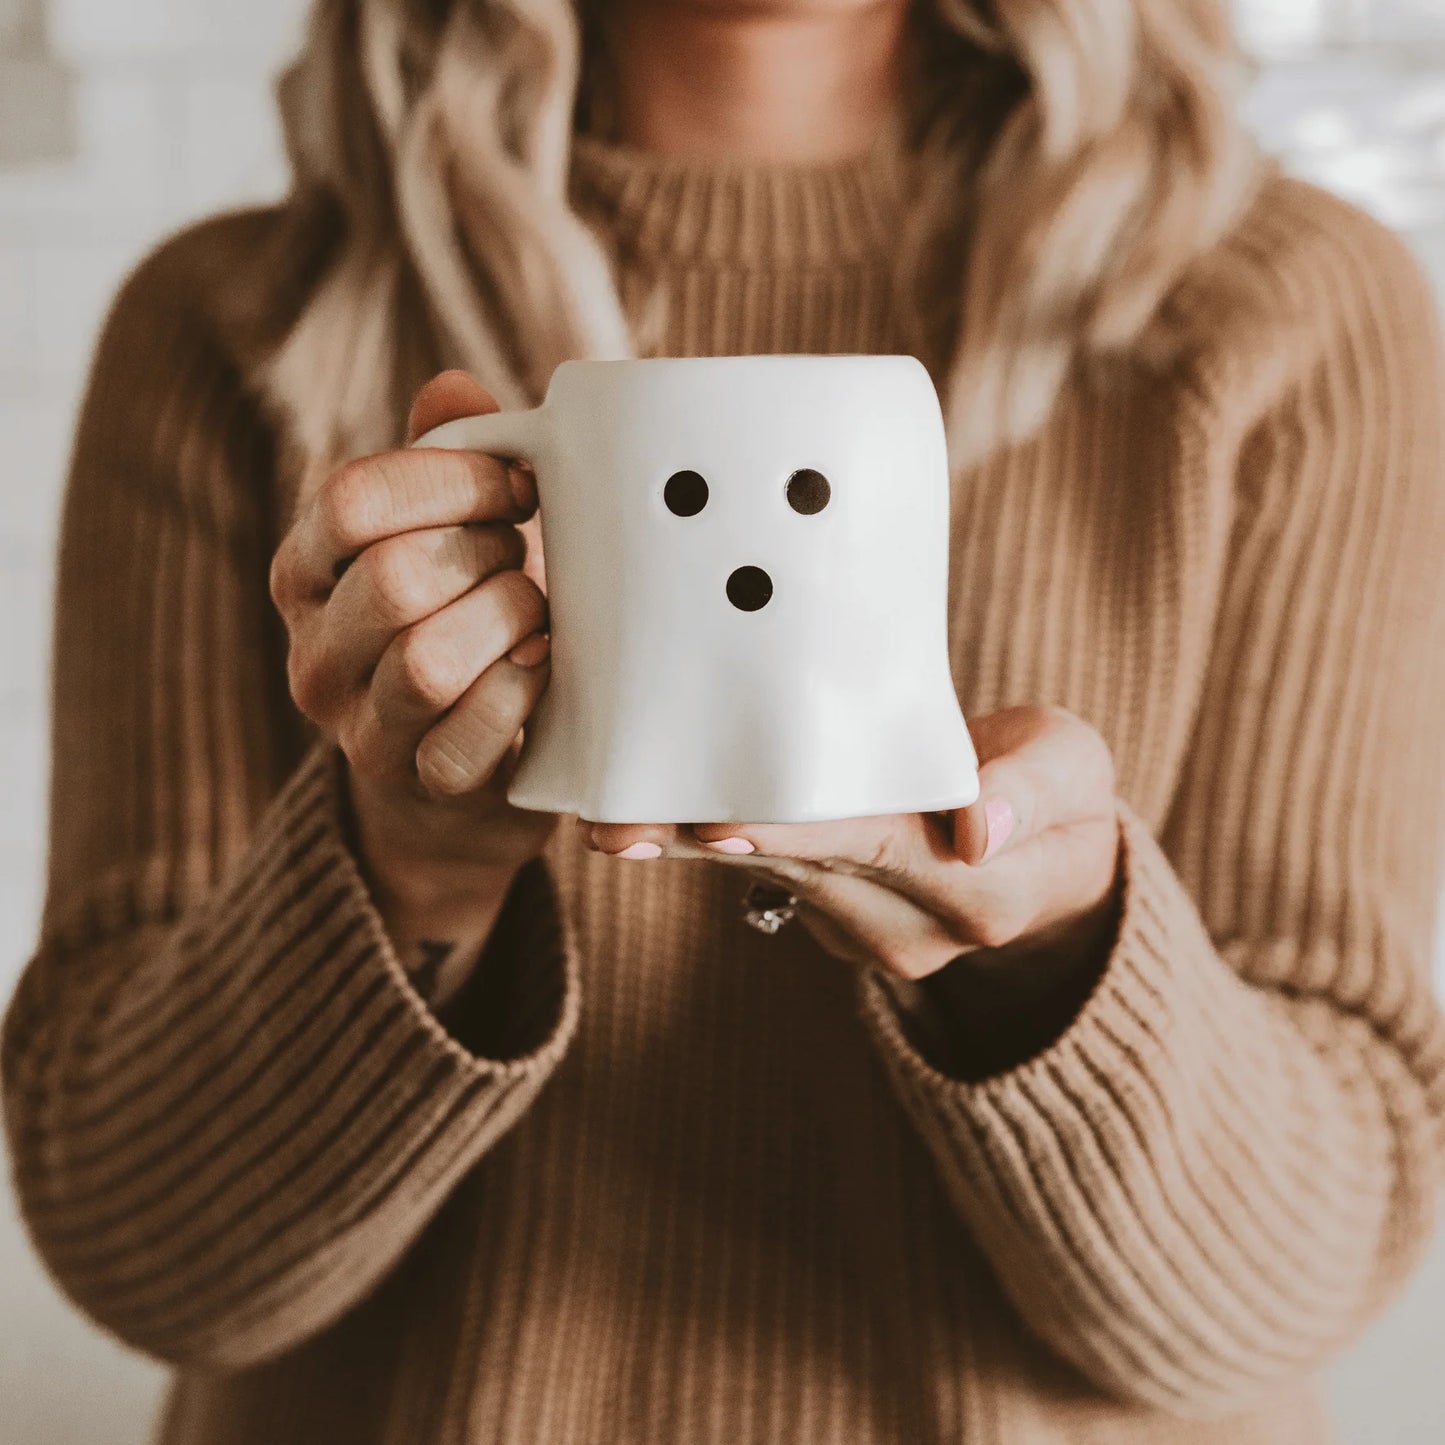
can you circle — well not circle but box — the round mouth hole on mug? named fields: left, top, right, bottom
left=727, top=565, right=773, bottom=611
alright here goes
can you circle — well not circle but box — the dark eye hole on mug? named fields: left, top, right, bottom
left=786, top=468, right=830, bottom=515
left=664, top=469, right=709, bottom=516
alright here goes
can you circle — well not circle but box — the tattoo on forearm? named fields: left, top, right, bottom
left=410, top=939, right=457, bottom=1001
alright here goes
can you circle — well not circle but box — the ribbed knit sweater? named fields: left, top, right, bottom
left=4, top=132, right=1445, bottom=1445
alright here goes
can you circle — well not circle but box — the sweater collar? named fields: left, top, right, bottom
left=567, top=127, right=910, bottom=269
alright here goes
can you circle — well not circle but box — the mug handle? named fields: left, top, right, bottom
left=410, top=404, right=546, bottom=462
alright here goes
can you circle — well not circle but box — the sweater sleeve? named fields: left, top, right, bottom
left=854, top=202, right=1445, bottom=1417
left=0, top=218, right=581, bottom=1371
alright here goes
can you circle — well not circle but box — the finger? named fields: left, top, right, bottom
left=691, top=811, right=984, bottom=926
left=366, top=568, right=547, bottom=744
left=579, top=815, right=963, bottom=977
left=589, top=814, right=942, bottom=959
left=751, top=863, right=963, bottom=981
left=317, top=522, right=528, bottom=693
left=579, top=820, right=695, bottom=857
left=971, top=813, right=1121, bottom=942
left=950, top=706, right=1116, bottom=866
left=413, top=641, right=553, bottom=797
left=406, top=370, right=500, bottom=446
left=280, top=448, right=533, bottom=602
left=407, top=371, right=542, bottom=590
left=690, top=813, right=911, bottom=878
left=579, top=814, right=952, bottom=972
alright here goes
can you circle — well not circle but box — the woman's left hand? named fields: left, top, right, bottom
left=578, top=705, right=1124, bottom=982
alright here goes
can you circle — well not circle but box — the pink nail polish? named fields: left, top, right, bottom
left=980, top=798, right=1015, bottom=863
left=615, top=841, right=662, bottom=860
left=705, top=837, right=755, bottom=854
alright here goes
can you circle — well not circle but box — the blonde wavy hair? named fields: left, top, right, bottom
left=260, top=0, right=1263, bottom=484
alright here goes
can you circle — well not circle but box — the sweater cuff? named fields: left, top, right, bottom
left=852, top=799, right=1421, bottom=1408
left=3, top=738, right=583, bottom=1366
left=854, top=795, right=1247, bottom=1225
left=256, top=738, right=581, bottom=1087
left=155, top=733, right=584, bottom=1268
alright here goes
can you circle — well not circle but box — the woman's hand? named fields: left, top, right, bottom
left=579, top=705, right=1123, bottom=988
left=269, top=371, right=556, bottom=987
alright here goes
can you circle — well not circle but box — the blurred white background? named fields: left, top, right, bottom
left=1, top=1, right=1444, bottom=1441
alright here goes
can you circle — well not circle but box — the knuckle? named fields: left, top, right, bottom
left=319, top=460, right=379, bottom=553
left=363, top=538, right=430, bottom=626
left=1025, top=705, right=1115, bottom=800
left=337, top=712, right=385, bottom=779
left=496, top=565, right=547, bottom=624
left=475, top=568, right=547, bottom=648
left=969, top=907, right=1022, bottom=952
left=286, top=649, right=328, bottom=721
left=268, top=543, right=295, bottom=611
left=395, top=628, right=462, bottom=710
left=1046, top=705, right=1116, bottom=793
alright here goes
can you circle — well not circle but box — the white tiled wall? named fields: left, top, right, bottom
left=1, top=4, right=1443, bottom=1443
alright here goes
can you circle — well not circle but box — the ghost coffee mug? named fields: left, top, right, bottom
left=411, top=354, right=980, bottom=824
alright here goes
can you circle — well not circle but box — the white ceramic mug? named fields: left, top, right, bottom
left=412, top=354, right=979, bottom=823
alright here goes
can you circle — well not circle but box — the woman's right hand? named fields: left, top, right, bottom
left=268, top=371, right=557, bottom=921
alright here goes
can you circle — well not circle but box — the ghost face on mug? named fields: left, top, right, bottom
left=418, top=356, right=978, bottom=824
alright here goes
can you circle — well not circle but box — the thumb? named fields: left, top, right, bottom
left=949, top=706, right=1114, bottom=866
left=406, top=369, right=501, bottom=446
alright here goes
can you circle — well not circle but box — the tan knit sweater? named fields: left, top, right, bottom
left=5, top=132, right=1445, bottom=1445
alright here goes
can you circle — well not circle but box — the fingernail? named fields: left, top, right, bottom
left=704, top=837, right=755, bottom=854
left=614, top=841, right=662, bottom=859
left=508, top=632, right=550, bottom=667
left=980, top=797, right=1015, bottom=863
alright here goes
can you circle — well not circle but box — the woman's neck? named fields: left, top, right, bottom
left=605, top=1, right=910, bottom=163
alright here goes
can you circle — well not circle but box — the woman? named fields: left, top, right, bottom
left=4, top=0, right=1444, bottom=1439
